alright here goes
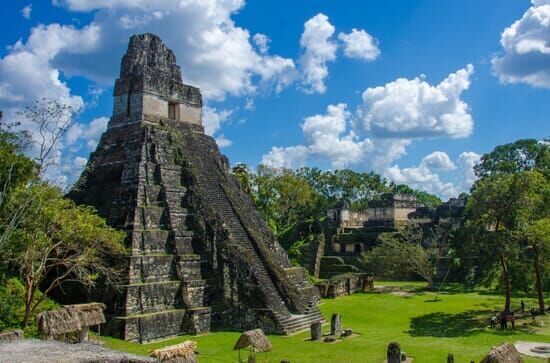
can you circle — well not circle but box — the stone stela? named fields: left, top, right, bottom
left=69, top=33, right=323, bottom=343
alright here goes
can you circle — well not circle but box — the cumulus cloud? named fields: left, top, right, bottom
left=261, top=145, right=311, bottom=170
left=67, top=116, right=108, bottom=150
left=457, top=151, right=481, bottom=190
left=262, top=103, right=389, bottom=170
left=384, top=151, right=481, bottom=199
left=49, top=0, right=296, bottom=100
left=215, top=135, right=232, bottom=148
left=358, top=65, right=474, bottom=139
left=0, top=23, right=99, bottom=112
left=386, top=155, right=459, bottom=200
left=338, top=28, right=380, bottom=61
left=262, top=65, right=478, bottom=198
left=253, top=33, right=270, bottom=54
left=202, top=106, right=235, bottom=148
left=492, top=0, right=550, bottom=87
left=21, top=4, right=32, bottom=19
left=421, top=151, right=456, bottom=171
left=298, top=13, right=338, bottom=94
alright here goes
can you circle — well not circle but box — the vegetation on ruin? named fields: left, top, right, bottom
left=100, top=283, right=550, bottom=363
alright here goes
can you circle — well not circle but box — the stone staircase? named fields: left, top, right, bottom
left=175, top=123, right=323, bottom=334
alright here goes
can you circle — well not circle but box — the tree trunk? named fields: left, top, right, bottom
left=22, top=284, right=33, bottom=328
left=533, top=243, right=545, bottom=314
left=500, top=255, right=511, bottom=314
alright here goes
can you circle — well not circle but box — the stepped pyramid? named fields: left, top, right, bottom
left=69, top=34, right=322, bottom=343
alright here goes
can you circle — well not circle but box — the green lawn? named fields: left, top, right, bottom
left=101, top=284, right=549, bottom=363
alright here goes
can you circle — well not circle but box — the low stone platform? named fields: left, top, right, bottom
left=0, top=339, right=157, bottom=363
left=514, top=341, right=550, bottom=358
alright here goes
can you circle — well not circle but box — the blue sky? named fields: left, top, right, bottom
left=0, top=0, right=549, bottom=199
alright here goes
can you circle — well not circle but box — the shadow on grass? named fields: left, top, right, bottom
left=408, top=309, right=492, bottom=337
left=408, top=309, right=537, bottom=338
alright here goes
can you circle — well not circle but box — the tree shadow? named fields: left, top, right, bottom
left=408, top=309, right=492, bottom=337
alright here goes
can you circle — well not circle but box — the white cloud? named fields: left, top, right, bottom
left=202, top=106, right=232, bottom=139
left=73, top=156, right=88, bottom=169
left=0, top=23, right=99, bottom=111
left=298, top=13, right=337, bottom=94
left=263, top=103, right=375, bottom=169
left=262, top=65, right=478, bottom=197
left=66, top=116, right=108, bottom=150
left=492, top=0, right=550, bottom=87
left=385, top=151, right=459, bottom=200
left=261, top=145, right=310, bottom=169
left=421, top=151, right=456, bottom=171
left=244, top=98, right=254, bottom=110
left=358, top=65, right=474, bottom=139
left=253, top=33, right=270, bottom=54
left=457, top=151, right=481, bottom=191
left=215, top=134, right=233, bottom=148
left=50, top=0, right=296, bottom=100
left=21, top=4, right=32, bottom=19
left=384, top=151, right=481, bottom=199
left=338, top=28, right=380, bottom=61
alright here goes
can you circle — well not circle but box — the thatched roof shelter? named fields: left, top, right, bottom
left=36, top=303, right=106, bottom=338
left=150, top=341, right=198, bottom=363
left=233, top=329, right=272, bottom=353
left=480, top=342, right=523, bottom=363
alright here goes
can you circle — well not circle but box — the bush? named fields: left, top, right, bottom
left=0, top=278, right=57, bottom=336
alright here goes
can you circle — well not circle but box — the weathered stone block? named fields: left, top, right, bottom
left=330, top=314, right=341, bottom=336
left=310, top=322, right=322, bottom=341
left=387, top=342, right=401, bottom=363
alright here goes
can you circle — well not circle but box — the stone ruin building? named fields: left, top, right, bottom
left=320, top=193, right=465, bottom=278
left=69, top=33, right=322, bottom=343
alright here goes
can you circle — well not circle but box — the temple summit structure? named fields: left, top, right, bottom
left=69, top=34, right=322, bottom=343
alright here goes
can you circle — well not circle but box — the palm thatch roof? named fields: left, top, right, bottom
left=233, top=329, right=272, bottom=353
left=36, top=303, right=106, bottom=337
left=150, top=341, right=198, bottom=363
left=480, top=342, right=522, bottom=363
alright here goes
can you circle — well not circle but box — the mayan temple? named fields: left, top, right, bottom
left=68, top=34, right=322, bottom=343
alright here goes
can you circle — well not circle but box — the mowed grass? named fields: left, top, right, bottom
left=101, top=284, right=550, bottom=363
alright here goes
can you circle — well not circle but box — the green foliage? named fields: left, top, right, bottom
left=465, top=171, right=549, bottom=311
left=0, top=277, right=57, bottom=336
left=364, top=231, right=436, bottom=285
left=474, top=138, right=550, bottom=178
left=232, top=164, right=441, bottom=238
left=391, top=184, right=443, bottom=208
left=0, top=129, right=37, bottom=194
left=4, top=183, right=126, bottom=327
left=295, top=167, right=391, bottom=211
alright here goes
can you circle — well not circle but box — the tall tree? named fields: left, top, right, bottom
left=526, top=218, right=549, bottom=314
left=474, top=138, right=549, bottom=178
left=4, top=184, right=126, bottom=327
left=467, top=171, right=548, bottom=313
left=467, top=175, right=515, bottom=313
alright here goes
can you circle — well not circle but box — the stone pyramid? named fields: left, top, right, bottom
left=69, top=34, right=322, bottom=343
